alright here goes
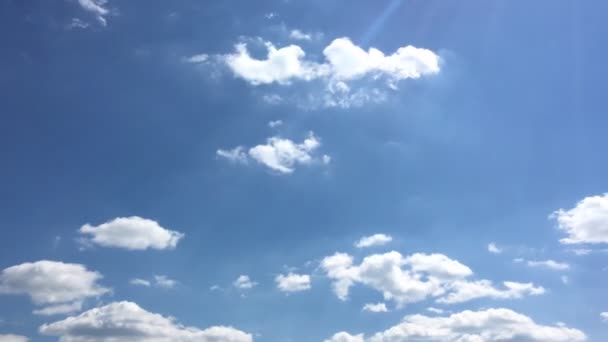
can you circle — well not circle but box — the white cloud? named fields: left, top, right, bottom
left=268, top=120, right=283, bottom=128
left=332, top=308, right=586, bottom=342
left=362, top=303, right=388, bottom=313
left=0, top=261, right=109, bottom=316
left=355, top=234, right=392, bottom=248
left=320, top=251, right=543, bottom=307
left=39, top=301, right=252, bottom=342
left=561, top=275, right=569, bottom=284
left=601, top=312, right=608, bottom=322
left=154, top=275, right=178, bottom=289
left=233, top=275, right=257, bottom=289
left=573, top=248, right=592, bottom=256
left=33, top=302, right=83, bottom=316
left=289, top=29, right=312, bottom=41
left=325, top=332, right=365, bottom=342
left=0, top=335, right=28, bottom=342
left=79, top=216, right=184, bottom=251
left=527, top=260, right=570, bottom=271
left=426, top=307, right=445, bottom=314
left=77, top=0, right=110, bottom=26
left=552, top=194, right=608, bottom=244
left=130, top=278, right=151, bottom=287
left=487, top=242, right=502, bottom=254
left=275, top=273, right=311, bottom=293
left=262, top=94, right=283, bottom=105
left=219, top=132, right=328, bottom=174
left=186, top=54, right=209, bottom=63
left=67, top=18, right=89, bottom=30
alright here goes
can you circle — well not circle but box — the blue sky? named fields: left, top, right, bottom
left=1, top=0, right=608, bottom=341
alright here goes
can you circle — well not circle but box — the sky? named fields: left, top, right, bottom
left=1, top=0, right=608, bottom=341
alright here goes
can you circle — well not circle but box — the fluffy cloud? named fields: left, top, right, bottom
left=526, top=260, right=570, bottom=271
left=0, top=260, right=109, bottom=316
left=325, top=332, right=365, bottom=342
left=355, top=234, right=392, bottom=248
left=275, top=273, right=311, bottom=293
left=320, top=251, right=543, bottom=307
left=487, top=242, right=502, bottom=254
left=39, top=301, right=252, bottom=342
left=362, top=303, right=388, bottom=313
left=130, top=278, right=151, bottom=287
left=289, top=29, right=313, bottom=41
left=552, top=194, right=608, bottom=244
left=601, top=312, right=608, bottom=322
left=77, top=0, right=110, bottom=26
left=218, top=132, right=330, bottom=174
left=233, top=275, right=257, bottom=289
left=0, top=335, right=28, bottom=342
left=329, top=308, right=586, bottom=342
left=154, top=275, right=178, bottom=289
left=79, top=216, right=184, bottom=251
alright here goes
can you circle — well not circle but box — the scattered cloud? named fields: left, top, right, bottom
left=355, top=234, right=392, bottom=248
left=601, top=312, right=608, bottom=322
left=320, top=251, right=543, bottom=307
left=0, top=260, right=109, bottom=316
left=268, top=120, right=283, bottom=128
left=218, top=132, right=329, bottom=174
left=0, top=335, right=28, bottom=342
left=186, top=54, right=209, bottom=63
left=130, top=278, right=151, bottom=287
left=39, top=301, right=252, bottom=342
left=262, top=94, right=283, bottom=105
left=154, top=275, right=178, bottom=289
left=573, top=248, right=592, bottom=256
left=551, top=193, right=608, bottom=244
left=487, top=242, right=502, bottom=254
left=329, top=308, right=586, bottom=342
left=264, top=12, right=277, bottom=19
left=426, top=307, right=445, bottom=314
left=527, top=260, right=570, bottom=271
left=362, top=303, right=388, bottom=313
left=79, top=216, right=184, bottom=251
left=76, top=0, right=110, bottom=26
left=325, top=332, right=364, bottom=342
left=275, top=273, right=311, bottom=293
left=561, top=275, right=569, bottom=284
left=67, top=18, right=89, bottom=30
left=233, top=275, right=257, bottom=290
left=289, top=29, right=313, bottom=41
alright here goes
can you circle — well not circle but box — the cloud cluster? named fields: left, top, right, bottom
left=39, top=301, right=252, bottom=342
left=0, top=261, right=109, bottom=316
left=526, top=259, right=570, bottom=271
left=217, top=132, right=330, bottom=174
left=233, top=275, right=257, bottom=290
left=328, top=308, right=586, bottom=342
left=275, top=273, right=311, bottom=293
left=130, top=275, right=178, bottom=289
left=355, top=234, right=392, bottom=248
left=320, top=251, right=544, bottom=306
left=77, top=0, right=110, bottom=26
left=79, top=216, right=184, bottom=251
left=552, top=194, right=608, bottom=244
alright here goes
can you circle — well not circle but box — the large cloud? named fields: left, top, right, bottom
left=0, top=260, right=109, bottom=315
left=217, top=132, right=330, bottom=174
left=0, top=335, right=28, bottom=342
left=39, top=301, right=252, bottom=342
left=552, top=194, right=608, bottom=244
left=320, top=251, right=544, bottom=306
left=328, top=308, right=586, bottom=342
left=79, top=216, right=184, bottom=251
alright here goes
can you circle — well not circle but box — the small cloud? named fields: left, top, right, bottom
left=209, top=285, right=221, bottom=291
left=561, top=275, right=569, bottom=285
left=153, top=275, right=178, bottom=289
left=289, top=29, right=312, bottom=41
left=572, top=248, right=591, bottom=256
left=355, top=234, right=392, bottom=248
left=129, top=278, right=151, bottom=287
left=185, top=54, right=209, bottom=63
left=264, top=12, right=277, bottom=19
left=426, top=307, right=445, bottom=314
left=67, top=18, right=90, bottom=30
left=513, top=258, right=524, bottom=263
left=601, top=312, right=608, bottom=322
left=275, top=273, right=311, bottom=293
left=262, top=94, right=283, bottom=105
left=217, top=146, right=248, bottom=164
left=551, top=193, right=608, bottom=244
left=268, top=120, right=283, bottom=128
left=487, top=242, right=502, bottom=254
left=76, top=0, right=110, bottom=26
left=362, top=303, right=388, bottom=313
left=233, top=275, right=257, bottom=290
left=526, top=260, right=570, bottom=271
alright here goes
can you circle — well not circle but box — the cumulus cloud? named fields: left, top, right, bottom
left=601, top=312, right=608, bottom=322
left=552, top=194, right=608, bottom=244
left=77, top=0, right=110, bottom=26
left=39, top=301, right=252, bottom=342
left=275, top=273, right=311, bottom=293
left=79, top=216, right=184, bottom=251
left=0, top=260, right=109, bottom=316
left=233, top=275, right=257, bottom=290
left=268, top=120, right=283, bottom=128
left=527, top=260, right=570, bottom=271
left=487, top=242, right=502, bottom=254
left=195, top=37, right=440, bottom=108
left=329, top=308, right=586, bottom=342
left=325, top=332, right=365, bottom=342
left=130, top=278, right=151, bottom=287
left=0, top=335, right=28, bottom=342
left=362, top=303, right=388, bottom=313
left=355, top=234, right=392, bottom=248
left=320, top=251, right=543, bottom=307
left=218, top=132, right=329, bottom=174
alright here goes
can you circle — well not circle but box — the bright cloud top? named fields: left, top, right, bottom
left=275, top=273, right=311, bottom=293
left=355, top=234, right=392, bottom=248
left=0, top=335, right=28, bottom=342
left=601, top=312, right=608, bottom=322
left=362, top=303, right=388, bottom=313
left=79, top=216, right=184, bottom=251
left=0, top=260, right=109, bottom=316
left=39, top=301, right=252, bottom=342
left=233, top=275, right=257, bottom=290
left=77, top=0, right=110, bottom=26
left=552, top=193, right=608, bottom=244
left=487, top=242, right=502, bottom=254
left=526, top=260, right=570, bottom=271
left=320, top=251, right=544, bottom=306
left=217, top=132, right=330, bottom=174
left=328, top=308, right=586, bottom=342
